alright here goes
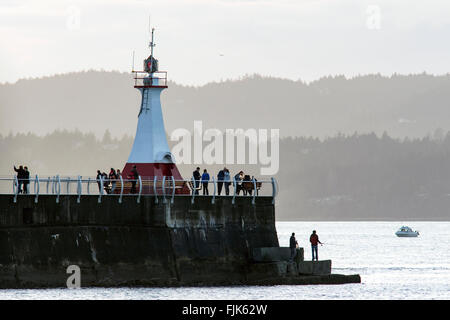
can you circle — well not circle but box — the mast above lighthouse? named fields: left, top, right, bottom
left=144, top=28, right=157, bottom=74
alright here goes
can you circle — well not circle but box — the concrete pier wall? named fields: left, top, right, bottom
left=0, top=194, right=278, bottom=287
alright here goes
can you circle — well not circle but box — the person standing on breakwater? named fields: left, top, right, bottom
left=242, top=174, right=252, bottom=196
left=193, top=167, right=201, bottom=195
left=13, top=165, right=26, bottom=194
left=129, top=165, right=139, bottom=194
left=234, top=171, right=244, bottom=195
left=109, top=168, right=118, bottom=193
left=310, top=230, right=323, bottom=261
left=96, top=170, right=102, bottom=193
left=289, top=233, right=298, bottom=261
left=224, top=168, right=231, bottom=195
left=201, top=169, right=210, bottom=195
left=217, top=168, right=225, bottom=195
left=23, top=166, right=30, bottom=194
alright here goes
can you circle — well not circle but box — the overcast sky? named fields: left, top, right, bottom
left=1, top=0, right=450, bottom=85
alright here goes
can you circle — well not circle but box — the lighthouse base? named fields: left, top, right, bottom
left=121, top=162, right=190, bottom=194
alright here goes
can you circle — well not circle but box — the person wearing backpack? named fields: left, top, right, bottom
left=224, top=168, right=231, bottom=195
left=217, top=168, right=225, bottom=195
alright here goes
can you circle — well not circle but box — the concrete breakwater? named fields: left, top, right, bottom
left=0, top=195, right=359, bottom=288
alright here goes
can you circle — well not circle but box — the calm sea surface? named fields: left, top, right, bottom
left=0, top=221, right=449, bottom=300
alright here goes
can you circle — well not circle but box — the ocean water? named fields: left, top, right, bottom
left=0, top=221, right=449, bottom=300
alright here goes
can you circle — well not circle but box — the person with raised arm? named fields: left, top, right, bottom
left=13, top=165, right=26, bottom=194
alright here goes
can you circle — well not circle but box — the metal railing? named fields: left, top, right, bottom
left=0, top=175, right=278, bottom=205
left=133, top=71, right=168, bottom=87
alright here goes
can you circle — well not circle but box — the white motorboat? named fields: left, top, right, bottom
left=395, top=226, right=419, bottom=237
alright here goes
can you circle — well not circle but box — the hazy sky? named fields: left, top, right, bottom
left=1, top=0, right=450, bottom=85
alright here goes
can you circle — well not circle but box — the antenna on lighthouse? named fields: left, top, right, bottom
left=149, top=27, right=155, bottom=58
left=147, top=26, right=156, bottom=76
left=148, top=15, right=155, bottom=57
left=148, top=14, right=151, bottom=34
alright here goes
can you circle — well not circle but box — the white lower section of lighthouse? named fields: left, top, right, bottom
left=127, top=86, right=173, bottom=164
left=121, top=74, right=185, bottom=183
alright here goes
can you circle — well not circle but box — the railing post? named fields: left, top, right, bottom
left=56, top=175, right=61, bottom=203
left=232, top=177, right=237, bottom=205
left=153, top=176, right=158, bottom=204
left=162, top=176, right=166, bottom=203
left=12, top=176, right=16, bottom=194
left=212, top=177, right=216, bottom=204
left=66, top=177, right=70, bottom=194
left=252, top=177, right=256, bottom=205
left=77, top=175, right=82, bottom=203
left=52, top=176, right=55, bottom=194
left=46, top=176, right=50, bottom=194
left=98, top=175, right=103, bottom=203
left=34, top=174, right=40, bottom=203
left=137, top=175, right=142, bottom=203
left=119, top=175, right=124, bottom=204
left=87, top=177, right=91, bottom=195
left=171, top=176, right=175, bottom=204
left=271, top=177, right=278, bottom=205
left=13, top=175, right=18, bottom=203
left=191, top=176, right=196, bottom=204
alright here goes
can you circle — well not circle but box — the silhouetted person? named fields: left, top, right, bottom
left=129, top=165, right=139, bottom=194
left=115, top=169, right=121, bottom=193
left=234, top=171, right=244, bottom=195
left=13, top=165, right=26, bottom=194
left=23, top=166, right=30, bottom=194
left=96, top=170, right=102, bottom=193
left=243, top=174, right=252, bottom=196
left=310, top=230, right=323, bottom=261
left=224, top=168, right=231, bottom=195
left=193, top=167, right=201, bottom=195
left=13, top=165, right=24, bottom=193
left=201, top=169, right=210, bottom=195
left=289, top=232, right=298, bottom=262
left=217, top=168, right=225, bottom=195
left=109, top=168, right=117, bottom=193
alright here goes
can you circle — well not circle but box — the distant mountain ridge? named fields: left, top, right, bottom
left=1, top=71, right=450, bottom=138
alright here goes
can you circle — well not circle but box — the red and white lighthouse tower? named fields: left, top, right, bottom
left=121, top=29, right=184, bottom=182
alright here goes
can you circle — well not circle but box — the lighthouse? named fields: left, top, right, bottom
left=121, top=29, right=184, bottom=184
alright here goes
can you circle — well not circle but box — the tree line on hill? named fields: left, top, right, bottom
left=1, top=129, right=450, bottom=220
